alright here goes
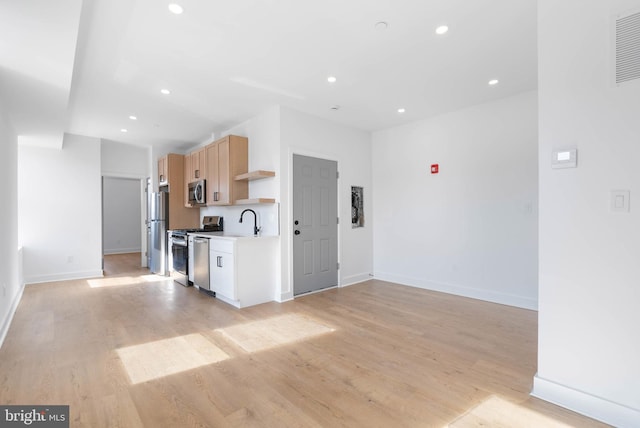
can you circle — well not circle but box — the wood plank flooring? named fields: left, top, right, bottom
left=0, top=253, right=609, bottom=427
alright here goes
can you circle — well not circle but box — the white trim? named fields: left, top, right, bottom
left=341, top=273, right=372, bottom=287
left=24, top=270, right=103, bottom=285
left=277, top=293, right=293, bottom=303
left=101, top=174, right=148, bottom=270
left=373, top=271, right=538, bottom=310
left=532, top=375, right=640, bottom=428
left=141, top=178, right=149, bottom=268
left=0, top=281, right=25, bottom=349
left=100, top=170, right=147, bottom=180
left=103, top=248, right=142, bottom=255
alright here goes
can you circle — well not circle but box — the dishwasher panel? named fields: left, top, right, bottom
left=193, top=237, right=210, bottom=290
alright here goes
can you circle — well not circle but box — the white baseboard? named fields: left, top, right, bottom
left=277, top=292, right=293, bottom=303
left=104, top=248, right=141, bottom=255
left=25, top=269, right=104, bottom=285
left=341, top=272, right=373, bottom=287
left=373, top=271, right=538, bottom=310
left=0, top=281, right=25, bottom=349
left=532, top=375, right=640, bottom=427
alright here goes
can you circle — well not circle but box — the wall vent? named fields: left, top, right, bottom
left=615, top=10, right=640, bottom=85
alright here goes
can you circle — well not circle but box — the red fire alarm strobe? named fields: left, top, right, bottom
left=431, top=164, right=439, bottom=174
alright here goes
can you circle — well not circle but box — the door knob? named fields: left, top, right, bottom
left=294, top=230, right=300, bottom=235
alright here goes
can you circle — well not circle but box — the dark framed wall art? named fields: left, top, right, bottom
left=351, top=186, right=364, bottom=228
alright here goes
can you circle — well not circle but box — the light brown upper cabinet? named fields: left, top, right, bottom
left=206, top=135, right=248, bottom=205
left=183, top=147, right=207, bottom=207
left=186, top=147, right=206, bottom=183
left=158, top=156, right=168, bottom=185
left=156, top=153, right=200, bottom=229
left=184, top=147, right=207, bottom=208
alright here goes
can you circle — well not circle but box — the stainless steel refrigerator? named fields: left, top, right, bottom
left=149, top=191, right=169, bottom=275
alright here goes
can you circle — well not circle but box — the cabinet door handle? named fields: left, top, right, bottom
left=160, top=174, right=164, bottom=182
left=214, top=191, right=219, bottom=201
left=217, top=256, right=222, bottom=267
left=195, top=169, right=200, bottom=179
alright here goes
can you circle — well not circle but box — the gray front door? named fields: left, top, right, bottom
left=293, top=154, right=338, bottom=296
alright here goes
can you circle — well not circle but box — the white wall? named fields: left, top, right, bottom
left=18, top=133, right=103, bottom=283
left=101, top=139, right=150, bottom=179
left=372, top=92, right=538, bottom=309
left=0, top=103, right=21, bottom=347
left=103, top=177, right=142, bottom=254
left=533, top=1, right=640, bottom=426
left=280, top=107, right=373, bottom=301
left=223, top=105, right=281, bottom=204
left=202, top=105, right=282, bottom=237
left=101, top=139, right=150, bottom=264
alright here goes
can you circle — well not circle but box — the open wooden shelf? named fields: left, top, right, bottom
left=234, top=170, right=276, bottom=181
left=235, top=198, right=276, bottom=205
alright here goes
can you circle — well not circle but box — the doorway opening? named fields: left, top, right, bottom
left=101, top=176, right=147, bottom=272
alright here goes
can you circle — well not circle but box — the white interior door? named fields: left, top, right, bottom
left=293, top=154, right=338, bottom=296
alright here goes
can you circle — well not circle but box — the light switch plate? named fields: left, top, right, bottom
left=611, top=190, right=630, bottom=212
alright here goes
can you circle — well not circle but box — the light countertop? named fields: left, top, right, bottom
left=188, top=231, right=278, bottom=240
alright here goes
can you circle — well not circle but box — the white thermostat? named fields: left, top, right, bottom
left=552, top=148, right=577, bottom=169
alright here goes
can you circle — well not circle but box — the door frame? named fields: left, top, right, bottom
left=101, top=173, right=148, bottom=268
left=287, top=149, right=342, bottom=299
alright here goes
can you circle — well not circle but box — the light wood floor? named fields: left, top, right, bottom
left=0, top=253, right=608, bottom=427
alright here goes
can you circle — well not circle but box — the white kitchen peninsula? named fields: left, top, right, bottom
left=189, top=232, right=278, bottom=308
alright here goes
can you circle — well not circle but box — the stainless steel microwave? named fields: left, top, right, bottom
left=188, top=180, right=206, bottom=205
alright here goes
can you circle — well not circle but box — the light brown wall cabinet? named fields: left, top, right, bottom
left=205, top=135, right=248, bottom=205
left=158, top=156, right=167, bottom=185
left=186, top=147, right=206, bottom=182
left=183, top=147, right=207, bottom=207
left=157, top=153, right=200, bottom=229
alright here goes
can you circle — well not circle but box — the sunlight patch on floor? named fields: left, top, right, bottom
left=215, top=313, right=335, bottom=353
left=116, top=333, right=229, bottom=384
left=447, top=395, right=572, bottom=428
left=88, top=274, right=171, bottom=288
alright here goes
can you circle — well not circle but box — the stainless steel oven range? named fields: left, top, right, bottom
left=169, top=229, right=191, bottom=286
left=168, top=216, right=223, bottom=286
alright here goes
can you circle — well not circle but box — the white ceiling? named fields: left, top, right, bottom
left=0, top=0, right=83, bottom=149
left=1, top=0, right=537, bottom=152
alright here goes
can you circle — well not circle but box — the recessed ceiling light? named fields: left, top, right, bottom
left=327, top=76, right=337, bottom=83
left=160, top=89, right=171, bottom=95
left=488, top=79, right=499, bottom=86
left=435, top=25, right=449, bottom=35
left=129, top=115, right=137, bottom=120
left=168, top=4, right=183, bottom=14
left=397, top=108, right=406, bottom=113
left=375, top=21, right=389, bottom=31
left=121, top=129, right=128, bottom=133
